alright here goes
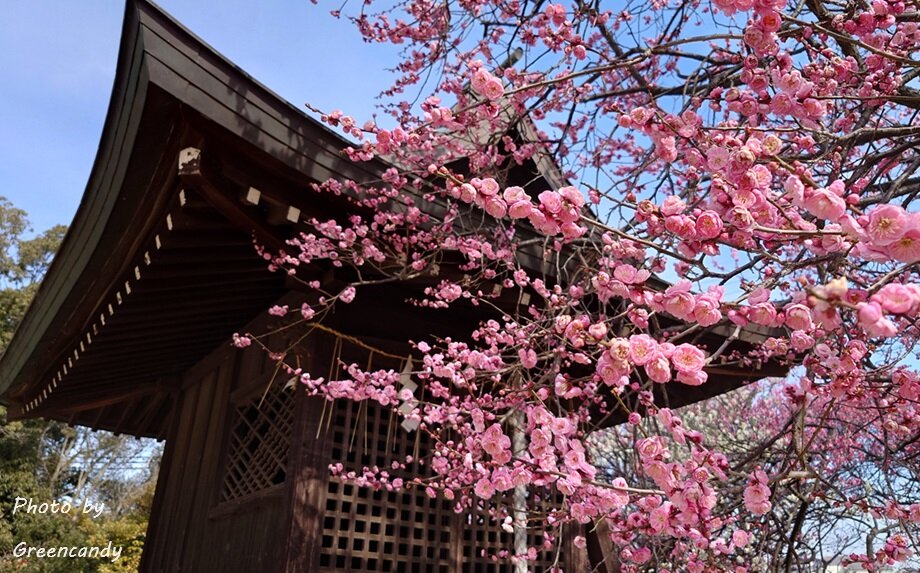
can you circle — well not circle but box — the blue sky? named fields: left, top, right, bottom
left=0, top=0, right=400, bottom=233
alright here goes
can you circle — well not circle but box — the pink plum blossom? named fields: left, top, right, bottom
left=743, top=470, right=772, bottom=515
left=671, top=344, right=706, bottom=374
left=695, top=210, right=724, bottom=240
left=645, top=354, right=672, bottom=383
left=628, top=334, right=659, bottom=365
left=803, top=188, right=846, bottom=222
left=783, top=304, right=813, bottom=331
left=339, top=287, right=356, bottom=303
left=867, top=204, right=909, bottom=246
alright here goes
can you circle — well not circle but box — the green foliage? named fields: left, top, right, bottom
left=0, top=197, right=157, bottom=572
left=0, top=197, right=67, bottom=287
left=0, top=196, right=67, bottom=351
left=84, top=481, right=156, bottom=573
left=0, top=285, right=36, bottom=352
left=0, top=407, right=98, bottom=573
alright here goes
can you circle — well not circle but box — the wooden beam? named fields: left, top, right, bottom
left=134, top=391, right=170, bottom=438
left=38, top=386, right=159, bottom=418
left=177, top=147, right=285, bottom=252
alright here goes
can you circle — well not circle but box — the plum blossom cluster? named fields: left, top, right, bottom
left=232, top=0, right=920, bottom=567
left=742, top=469, right=772, bottom=516
left=799, top=276, right=920, bottom=339
left=595, top=335, right=708, bottom=387
left=246, top=153, right=920, bottom=569
left=446, top=177, right=588, bottom=240
left=470, top=63, right=505, bottom=102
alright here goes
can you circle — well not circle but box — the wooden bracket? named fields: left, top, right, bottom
left=178, top=147, right=202, bottom=176
left=176, top=148, right=285, bottom=252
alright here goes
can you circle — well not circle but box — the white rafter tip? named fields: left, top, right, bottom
left=178, top=147, right=201, bottom=171
left=244, top=187, right=262, bottom=205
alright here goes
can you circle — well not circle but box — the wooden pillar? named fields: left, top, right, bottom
left=280, top=336, right=334, bottom=572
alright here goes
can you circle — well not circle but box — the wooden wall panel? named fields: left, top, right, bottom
left=166, top=368, right=219, bottom=571
left=140, top=369, right=202, bottom=572
left=140, top=340, right=288, bottom=572
left=203, top=496, right=284, bottom=571
left=182, top=358, right=235, bottom=571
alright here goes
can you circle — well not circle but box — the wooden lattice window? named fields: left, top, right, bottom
left=460, top=489, right=565, bottom=573
left=319, top=399, right=564, bottom=573
left=320, top=399, right=455, bottom=573
left=219, top=381, right=295, bottom=502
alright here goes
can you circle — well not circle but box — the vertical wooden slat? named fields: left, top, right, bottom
left=184, top=357, right=236, bottom=571
left=588, top=520, right=621, bottom=573
left=450, top=511, right=464, bottom=573
left=167, top=368, right=219, bottom=571
left=138, top=385, right=178, bottom=572
left=564, top=524, right=590, bottom=573
left=141, top=377, right=201, bottom=572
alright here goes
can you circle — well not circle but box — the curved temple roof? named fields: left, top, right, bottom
left=0, top=0, right=398, bottom=435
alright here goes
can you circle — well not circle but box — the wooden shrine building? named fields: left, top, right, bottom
left=0, top=2, right=789, bottom=571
